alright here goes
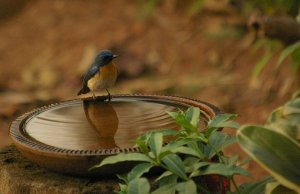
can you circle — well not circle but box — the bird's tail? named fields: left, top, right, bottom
left=77, top=86, right=90, bottom=96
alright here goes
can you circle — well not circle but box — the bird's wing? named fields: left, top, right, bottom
left=82, top=64, right=99, bottom=87
left=78, top=63, right=100, bottom=95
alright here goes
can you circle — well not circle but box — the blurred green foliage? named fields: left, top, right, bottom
left=137, top=0, right=300, bottom=83
left=278, top=41, right=300, bottom=73
left=251, top=38, right=282, bottom=78
left=137, top=0, right=158, bottom=21
left=245, top=0, right=299, bottom=16
left=251, top=39, right=300, bottom=79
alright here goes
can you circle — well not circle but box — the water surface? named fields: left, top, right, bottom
left=24, top=98, right=207, bottom=150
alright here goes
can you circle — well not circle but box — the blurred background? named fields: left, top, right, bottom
left=0, top=0, right=299, bottom=184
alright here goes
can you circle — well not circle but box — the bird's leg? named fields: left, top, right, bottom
left=106, top=89, right=111, bottom=102
left=92, top=92, right=96, bottom=100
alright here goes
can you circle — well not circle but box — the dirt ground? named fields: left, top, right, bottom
left=0, top=0, right=299, bottom=187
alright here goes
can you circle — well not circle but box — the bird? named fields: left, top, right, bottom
left=77, top=50, right=118, bottom=101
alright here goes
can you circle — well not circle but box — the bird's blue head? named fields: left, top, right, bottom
left=95, top=50, right=118, bottom=66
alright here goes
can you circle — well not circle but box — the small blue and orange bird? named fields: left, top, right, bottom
left=77, top=50, right=118, bottom=101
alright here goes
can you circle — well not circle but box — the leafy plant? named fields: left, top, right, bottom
left=237, top=90, right=300, bottom=194
left=247, top=0, right=300, bottom=82
left=251, top=38, right=282, bottom=79
left=278, top=41, right=300, bottom=74
left=91, top=107, right=273, bottom=194
left=250, top=38, right=300, bottom=91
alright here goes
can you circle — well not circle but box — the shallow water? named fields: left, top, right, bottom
left=24, top=98, right=207, bottom=150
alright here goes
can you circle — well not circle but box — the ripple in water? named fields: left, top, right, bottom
left=24, top=98, right=207, bottom=150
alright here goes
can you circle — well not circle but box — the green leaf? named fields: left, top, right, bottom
left=266, top=95, right=300, bottom=142
left=189, top=162, right=210, bottom=176
left=186, top=141, right=207, bottom=159
left=278, top=41, right=300, bottom=64
left=90, top=153, right=152, bottom=170
left=185, top=132, right=208, bottom=143
left=168, top=111, right=197, bottom=131
left=176, top=180, right=197, bottom=194
left=158, top=151, right=173, bottom=162
left=155, top=129, right=178, bottom=136
left=127, top=163, right=154, bottom=182
left=251, top=38, right=269, bottom=54
left=237, top=176, right=275, bottom=194
left=267, top=108, right=283, bottom=124
left=237, top=125, right=300, bottom=192
left=155, top=171, right=173, bottom=182
left=163, top=139, right=198, bottom=152
left=267, top=120, right=300, bottom=142
left=167, top=111, right=180, bottom=120
left=198, top=141, right=212, bottom=158
left=117, top=174, right=128, bottom=184
left=128, top=178, right=150, bottom=194
left=162, top=154, right=188, bottom=180
left=172, top=146, right=203, bottom=158
left=266, top=182, right=297, bottom=194
left=191, top=162, right=251, bottom=177
left=135, top=132, right=152, bottom=152
left=135, top=138, right=149, bottom=153
left=191, top=161, right=210, bottom=170
left=296, top=14, right=300, bottom=23
left=266, top=111, right=300, bottom=142
left=283, top=98, right=300, bottom=114
left=208, top=131, right=236, bottom=158
left=208, top=113, right=240, bottom=129
left=185, top=107, right=200, bottom=128
left=149, top=132, right=163, bottom=158
left=252, top=49, right=273, bottom=78
left=292, top=89, right=300, bottom=100
left=228, top=154, right=239, bottom=166
left=205, top=127, right=218, bottom=138
left=238, top=156, right=252, bottom=167
left=151, top=183, right=177, bottom=194
left=183, top=157, right=200, bottom=172
left=118, top=183, right=128, bottom=194
left=290, top=49, right=300, bottom=73
left=158, top=174, right=178, bottom=188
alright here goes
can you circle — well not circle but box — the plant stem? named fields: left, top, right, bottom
left=232, top=177, right=240, bottom=194
left=189, top=141, right=206, bottom=159
left=208, top=141, right=225, bottom=163
left=197, top=185, right=211, bottom=194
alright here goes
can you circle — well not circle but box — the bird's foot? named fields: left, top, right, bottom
left=105, top=89, right=112, bottom=102
left=92, top=94, right=96, bottom=100
left=94, top=96, right=108, bottom=102
left=107, top=94, right=112, bottom=102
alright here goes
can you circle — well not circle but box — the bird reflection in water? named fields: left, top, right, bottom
left=83, top=99, right=119, bottom=148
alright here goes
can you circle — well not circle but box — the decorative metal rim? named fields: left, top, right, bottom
left=10, top=94, right=220, bottom=157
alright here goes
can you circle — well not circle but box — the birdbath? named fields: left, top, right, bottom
left=4, top=94, right=220, bottom=193
left=9, top=94, right=219, bottom=177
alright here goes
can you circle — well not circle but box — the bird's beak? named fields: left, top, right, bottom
left=113, top=54, right=118, bottom=58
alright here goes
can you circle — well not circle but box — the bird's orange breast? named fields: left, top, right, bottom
left=87, top=62, right=118, bottom=92
left=98, top=62, right=118, bottom=80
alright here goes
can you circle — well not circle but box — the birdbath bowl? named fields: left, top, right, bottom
left=10, top=94, right=220, bottom=177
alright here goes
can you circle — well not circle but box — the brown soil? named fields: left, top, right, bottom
left=0, top=145, right=118, bottom=194
left=0, top=0, right=298, bottom=190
